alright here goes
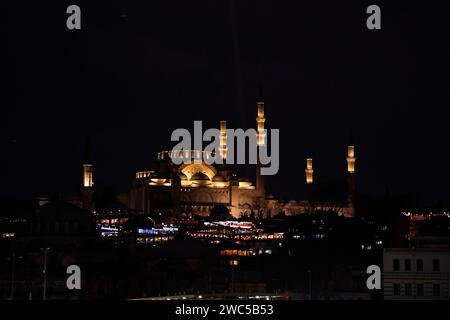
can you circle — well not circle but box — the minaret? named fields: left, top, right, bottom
left=218, top=120, right=230, bottom=181
left=81, top=139, right=94, bottom=212
left=305, top=158, right=314, bottom=185
left=346, top=145, right=356, bottom=217
left=219, top=120, right=227, bottom=161
left=305, top=158, right=314, bottom=203
left=255, top=91, right=266, bottom=198
left=83, top=164, right=93, bottom=188
left=256, top=101, right=266, bottom=147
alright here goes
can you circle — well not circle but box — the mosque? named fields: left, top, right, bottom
left=81, top=95, right=356, bottom=219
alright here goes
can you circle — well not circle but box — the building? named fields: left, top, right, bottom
left=116, top=94, right=356, bottom=219
left=383, top=237, right=450, bottom=300
left=77, top=94, right=356, bottom=220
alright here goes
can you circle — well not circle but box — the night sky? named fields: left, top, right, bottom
left=5, top=1, right=450, bottom=203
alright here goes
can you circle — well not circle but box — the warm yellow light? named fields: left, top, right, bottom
left=83, top=164, right=93, bottom=187
left=229, top=259, right=239, bottom=266
left=212, top=181, right=229, bottom=188
left=238, top=181, right=253, bottom=188
left=190, top=179, right=211, bottom=186
left=257, top=102, right=264, bottom=118
left=181, top=180, right=192, bottom=187
left=219, top=120, right=227, bottom=159
left=306, top=158, right=313, bottom=170
left=136, top=171, right=152, bottom=179
left=180, top=163, right=217, bottom=180
left=347, top=146, right=355, bottom=173
left=305, top=158, right=313, bottom=184
left=2, top=232, right=15, bottom=238
left=149, top=180, right=172, bottom=187
left=150, top=178, right=167, bottom=184
left=256, top=101, right=266, bottom=146
left=348, top=146, right=355, bottom=158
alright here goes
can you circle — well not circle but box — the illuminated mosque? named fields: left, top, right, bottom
left=81, top=95, right=356, bottom=219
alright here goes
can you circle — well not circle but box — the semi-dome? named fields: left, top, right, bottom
left=191, top=172, right=211, bottom=186
left=191, top=172, right=209, bottom=181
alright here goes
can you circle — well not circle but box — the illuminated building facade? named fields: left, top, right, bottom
left=118, top=96, right=268, bottom=219
left=116, top=94, right=357, bottom=219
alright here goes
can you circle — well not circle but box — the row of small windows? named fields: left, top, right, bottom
left=158, top=150, right=215, bottom=160
left=393, top=283, right=441, bottom=297
left=393, top=258, right=440, bottom=272
left=136, top=171, right=152, bottom=179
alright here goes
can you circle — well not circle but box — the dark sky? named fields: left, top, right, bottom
left=5, top=0, right=450, bottom=203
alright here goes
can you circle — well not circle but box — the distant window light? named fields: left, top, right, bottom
left=2, top=233, right=15, bottom=238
